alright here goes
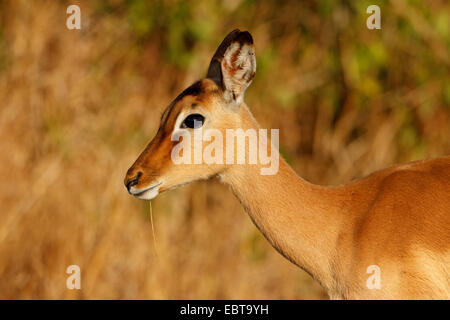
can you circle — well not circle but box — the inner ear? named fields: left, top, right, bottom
left=206, top=29, right=241, bottom=89
left=206, top=30, right=256, bottom=104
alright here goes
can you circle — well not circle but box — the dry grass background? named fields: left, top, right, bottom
left=0, top=0, right=448, bottom=299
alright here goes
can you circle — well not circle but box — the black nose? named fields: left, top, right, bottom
left=126, top=172, right=142, bottom=192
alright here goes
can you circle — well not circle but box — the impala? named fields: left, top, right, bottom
left=124, top=30, right=450, bottom=299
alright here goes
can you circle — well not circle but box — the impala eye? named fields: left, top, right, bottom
left=181, top=114, right=205, bottom=129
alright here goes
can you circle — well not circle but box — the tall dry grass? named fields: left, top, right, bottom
left=0, top=0, right=448, bottom=299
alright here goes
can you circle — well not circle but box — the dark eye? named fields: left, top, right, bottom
left=181, top=114, right=205, bottom=129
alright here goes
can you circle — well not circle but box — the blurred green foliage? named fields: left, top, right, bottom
left=88, top=0, right=450, bottom=161
left=63, top=0, right=450, bottom=162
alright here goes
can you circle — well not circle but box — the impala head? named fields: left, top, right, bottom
left=124, top=29, right=257, bottom=200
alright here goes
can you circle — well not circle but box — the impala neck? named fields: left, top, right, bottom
left=219, top=106, right=346, bottom=292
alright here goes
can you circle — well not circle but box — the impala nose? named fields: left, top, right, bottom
left=125, top=171, right=142, bottom=193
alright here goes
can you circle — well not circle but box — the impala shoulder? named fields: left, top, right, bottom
left=380, top=156, right=450, bottom=189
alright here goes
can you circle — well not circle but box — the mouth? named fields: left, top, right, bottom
left=128, top=182, right=163, bottom=200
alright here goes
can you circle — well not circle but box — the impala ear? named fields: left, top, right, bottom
left=207, top=29, right=256, bottom=106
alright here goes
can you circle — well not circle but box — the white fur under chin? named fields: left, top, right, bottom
left=134, top=187, right=159, bottom=200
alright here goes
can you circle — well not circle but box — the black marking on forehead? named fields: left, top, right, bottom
left=173, top=80, right=203, bottom=104
left=159, top=80, right=204, bottom=129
